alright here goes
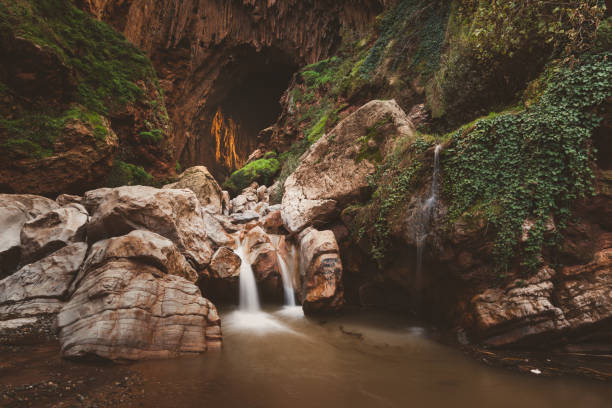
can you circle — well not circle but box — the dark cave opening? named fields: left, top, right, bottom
left=205, top=46, right=298, bottom=179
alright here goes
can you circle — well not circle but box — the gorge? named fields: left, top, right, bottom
left=1, top=0, right=612, bottom=406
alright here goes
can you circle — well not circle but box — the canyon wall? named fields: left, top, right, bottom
left=80, top=0, right=388, bottom=178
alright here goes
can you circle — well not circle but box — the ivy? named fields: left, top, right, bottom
left=443, top=52, right=612, bottom=272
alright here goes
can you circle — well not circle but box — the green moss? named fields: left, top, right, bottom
left=223, top=157, right=281, bottom=194
left=0, top=0, right=168, bottom=159
left=0, top=105, right=108, bottom=159
left=139, top=129, right=164, bottom=145
left=107, top=160, right=155, bottom=187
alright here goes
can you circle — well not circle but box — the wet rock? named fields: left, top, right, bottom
left=59, top=230, right=221, bottom=361
left=281, top=100, right=414, bottom=233
left=298, top=228, right=344, bottom=314
left=245, top=227, right=282, bottom=298
left=208, top=247, right=241, bottom=280
left=471, top=267, right=570, bottom=347
left=262, top=210, right=284, bottom=234
left=0, top=243, right=88, bottom=322
left=86, top=186, right=213, bottom=270
left=20, top=204, right=88, bottom=264
left=163, top=166, right=223, bottom=214
left=0, top=194, right=60, bottom=277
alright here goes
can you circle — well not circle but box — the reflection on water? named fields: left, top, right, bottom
left=133, top=307, right=612, bottom=408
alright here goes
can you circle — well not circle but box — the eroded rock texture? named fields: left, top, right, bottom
left=59, top=230, right=221, bottom=361
left=163, top=166, right=224, bottom=214
left=282, top=100, right=414, bottom=233
left=85, top=185, right=214, bottom=270
left=298, top=227, right=344, bottom=314
left=81, top=0, right=385, bottom=177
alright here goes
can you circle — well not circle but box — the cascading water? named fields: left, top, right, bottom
left=277, top=252, right=297, bottom=306
left=235, top=237, right=261, bottom=312
left=415, top=144, right=442, bottom=289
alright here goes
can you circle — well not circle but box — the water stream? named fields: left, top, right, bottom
left=235, top=237, right=261, bottom=312
left=277, top=251, right=297, bottom=306
left=415, top=144, right=442, bottom=289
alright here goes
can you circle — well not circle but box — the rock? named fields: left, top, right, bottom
left=256, top=185, right=268, bottom=202
left=163, top=166, right=223, bottom=214
left=20, top=204, right=88, bottom=264
left=208, top=247, right=241, bottom=280
left=556, top=248, right=612, bottom=332
left=203, top=212, right=234, bottom=248
left=0, top=118, right=118, bottom=197
left=222, top=191, right=231, bottom=215
left=242, top=227, right=282, bottom=299
left=86, top=186, right=213, bottom=270
left=298, top=228, right=344, bottom=314
left=262, top=210, right=284, bottom=234
left=0, top=194, right=60, bottom=277
left=0, top=243, right=88, bottom=321
left=231, top=210, right=260, bottom=224
left=471, top=267, right=569, bottom=347
left=281, top=100, right=414, bottom=233
left=56, top=194, right=83, bottom=207
left=77, top=230, right=198, bottom=285
left=59, top=230, right=221, bottom=361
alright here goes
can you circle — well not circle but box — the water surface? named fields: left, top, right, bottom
left=133, top=307, right=612, bottom=408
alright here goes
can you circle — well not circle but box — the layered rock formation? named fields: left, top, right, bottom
left=0, top=176, right=226, bottom=361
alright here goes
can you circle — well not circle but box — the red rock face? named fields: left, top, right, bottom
left=82, top=0, right=385, bottom=178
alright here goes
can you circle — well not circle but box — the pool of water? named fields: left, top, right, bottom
left=132, top=306, right=612, bottom=408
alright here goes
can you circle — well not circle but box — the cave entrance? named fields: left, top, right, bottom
left=206, top=46, right=297, bottom=178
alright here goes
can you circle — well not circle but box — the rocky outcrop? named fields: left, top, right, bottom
left=85, top=186, right=214, bottom=270
left=0, top=243, right=88, bottom=337
left=282, top=100, right=414, bottom=233
left=20, top=204, right=89, bottom=265
left=163, top=166, right=224, bottom=213
left=59, top=230, right=221, bottom=361
left=0, top=119, right=119, bottom=197
left=0, top=194, right=60, bottom=277
left=298, top=228, right=344, bottom=314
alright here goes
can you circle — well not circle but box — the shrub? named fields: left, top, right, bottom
left=223, top=157, right=281, bottom=194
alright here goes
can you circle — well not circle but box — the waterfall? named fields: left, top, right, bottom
left=277, top=252, right=297, bottom=306
left=415, top=144, right=442, bottom=287
left=235, top=237, right=261, bottom=312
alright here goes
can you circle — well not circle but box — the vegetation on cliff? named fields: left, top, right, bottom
left=274, top=0, right=610, bottom=275
left=0, top=0, right=170, bottom=190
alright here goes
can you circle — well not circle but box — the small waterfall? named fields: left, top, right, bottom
left=235, top=237, right=261, bottom=312
left=277, top=252, right=297, bottom=306
left=415, top=144, right=442, bottom=288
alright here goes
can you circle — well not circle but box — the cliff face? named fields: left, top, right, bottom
left=80, top=0, right=387, bottom=178
left=0, top=0, right=174, bottom=197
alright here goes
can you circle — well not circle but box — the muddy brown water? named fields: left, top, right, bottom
left=130, top=307, right=612, bottom=408
left=1, top=307, right=611, bottom=407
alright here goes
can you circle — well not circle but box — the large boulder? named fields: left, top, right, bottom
left=85, top=186, right=213, bottom=270
left=298, top=228, right=344, bottom=314
left=0, top=243, right=88, bottom=338
left=20, top=204, right=88, bottom=264
left=245, top=226, right=282, bottom=299
left=198, top=247, right=242, bottom=304
left=59, top=230, right=221, bottom=361
left=281, top=100, right=414, bottom=233
left=163, top=166, right=224, bottom=214
left=0, top=194, right=60, bottom=277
